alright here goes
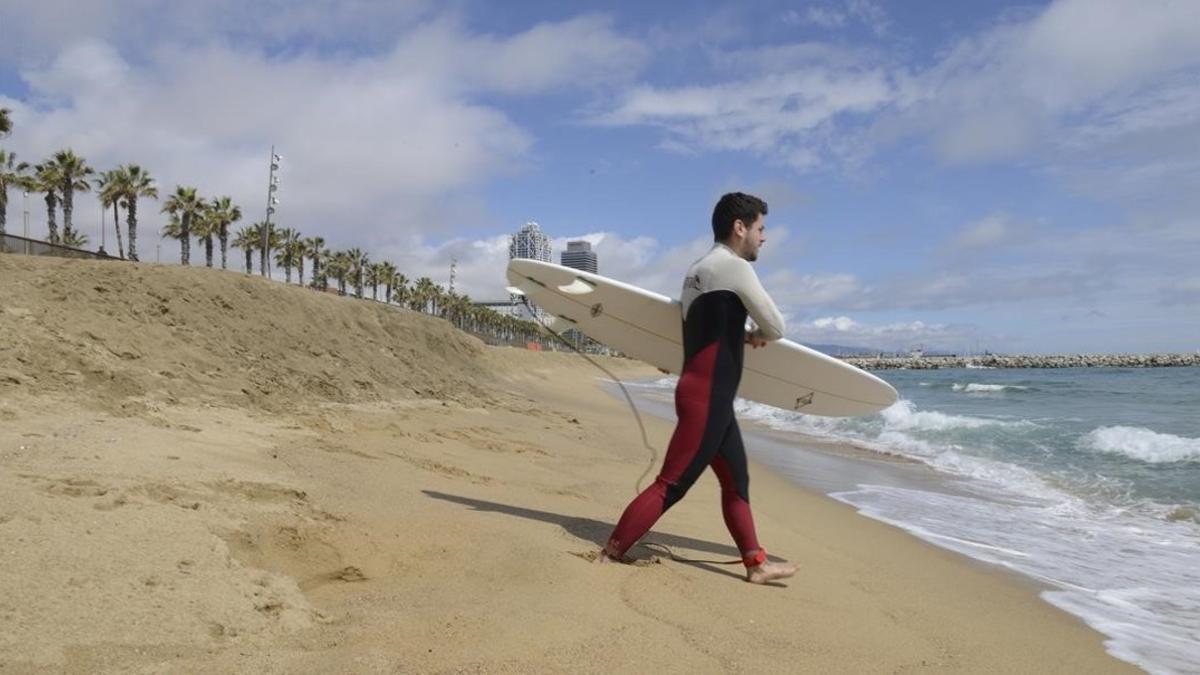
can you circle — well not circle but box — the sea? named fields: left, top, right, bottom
left=617, top=366, right=1200, bottom=675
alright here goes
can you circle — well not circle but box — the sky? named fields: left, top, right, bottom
left=1, top=0, right=1198, bottom=355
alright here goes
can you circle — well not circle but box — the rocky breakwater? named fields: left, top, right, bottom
left=844, top=353, right=1200, bottom=370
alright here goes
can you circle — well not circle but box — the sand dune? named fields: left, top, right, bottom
left=0, top=254, right=1134, bottom=673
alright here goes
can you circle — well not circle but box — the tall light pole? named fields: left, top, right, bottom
left=261, top=146, right=281, bottom=277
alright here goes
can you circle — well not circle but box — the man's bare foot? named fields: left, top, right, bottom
left=595, top=548, right=623, bottom=564
left=746, top=560, right=800, bottom=584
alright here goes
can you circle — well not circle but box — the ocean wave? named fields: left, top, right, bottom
left=952, top=383, right=1030, bottom=393
left=734, top=399, right=854, bottom=438
left=880, top=399, right=1022, bottom=431
left=1081, top=426, right=1200, bottom=463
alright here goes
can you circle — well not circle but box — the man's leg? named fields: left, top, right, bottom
left=711, top=420, right=801, bottom=584
left=604, top=348, right=732, bottom=559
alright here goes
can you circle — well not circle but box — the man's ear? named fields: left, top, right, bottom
left=732, top=219, right=747, bottom=239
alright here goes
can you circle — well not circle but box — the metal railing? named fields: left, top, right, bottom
left=0, top=233, right=125, bottom=261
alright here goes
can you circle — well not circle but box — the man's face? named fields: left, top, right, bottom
left=735, top=213, right=766, bottom=262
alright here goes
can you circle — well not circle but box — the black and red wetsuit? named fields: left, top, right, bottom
left=606, top=243, right=785, bottom=565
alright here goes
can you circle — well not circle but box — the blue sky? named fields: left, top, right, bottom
left=2, top=0, right=1198, bottom=354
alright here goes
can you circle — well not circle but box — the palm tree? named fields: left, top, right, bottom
left=95, top=168, right=127, bottom=258
left=160, top=214, right=185, bottom=258
left=61, top=229, right=88, bottom=249
left=232, top=225, right=258, bottom=274
left=365, top=262, right=381, bottom=300
left=291, top=235, right=307, bottom=286
left=327, top=250, right=352, bottom=295
left=0, top=149, right=29, bottom=237
left=32, top=163, right=61, bottom=243
left=194, top=203, right=218, bottom=267
left=378, top=261, right=398, bottom=303
left=0, top=107, right=11, bottom=137
left=274, top=227, right=299, bottom=283
left=118, top=164, right=156, bottom=262
left=390, top=272, right=409, bottom=307
left=303, top=236, right=326, bottom=288
left=412, top=277, right=436, bottom=313
left=345, top=247, right=368, bottom=298
left=251, top=221, right=279, bottom=277
left=46, top=150, right=93, bottom=243
left=206, top=196, right=242, bottom=270
left=161, top=186, right=203, bottom=265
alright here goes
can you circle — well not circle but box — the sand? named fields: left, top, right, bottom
left=0, top=254, right=1137, bottom=673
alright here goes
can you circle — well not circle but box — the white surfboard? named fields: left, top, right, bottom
left=506, top=259, right=898, bottom=417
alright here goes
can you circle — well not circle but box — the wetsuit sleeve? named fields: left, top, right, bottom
left=731, top=259, right=785, bottom=341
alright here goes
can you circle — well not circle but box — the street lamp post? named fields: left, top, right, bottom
left=261, top=146, right=281, bottom=278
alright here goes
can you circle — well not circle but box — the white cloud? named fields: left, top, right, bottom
left=0, top=1, right=436, bottom=64
left=763, top=269, right=862, bottom=308
left=885, top=0, right=1200, bottom=166
left=798, top=315, right=979, bottom=351
left=0, top=13, right=647, bottom=255
left=813, top=315, right=858, bottom=331
left=593, top=67, right=893, bottom=169
left=944, top=212, right=1032, bottom=251
left=781, top=2, right=889, bottom=35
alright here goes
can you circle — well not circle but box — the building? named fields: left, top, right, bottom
left=508, top=221, right=552, bottom=320
left=560, top=240, right=598, bottom=274
left=509, top=221, right=552, bottom=263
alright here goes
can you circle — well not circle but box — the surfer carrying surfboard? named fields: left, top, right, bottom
left=600, top=192, right=801, bottom=584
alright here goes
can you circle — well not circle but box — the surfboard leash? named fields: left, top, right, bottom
left=518, top=299, right=744, bottom=568
left=518, top=297, right=659, bottom=493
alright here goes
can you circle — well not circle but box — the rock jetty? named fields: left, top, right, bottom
left=843, top=353, right=1200, bottom=370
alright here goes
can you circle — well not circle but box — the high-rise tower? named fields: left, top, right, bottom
left=560, top=240, right=598, bottom=274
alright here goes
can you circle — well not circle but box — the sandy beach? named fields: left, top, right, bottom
left=0, top=254, right=1138, bottom=673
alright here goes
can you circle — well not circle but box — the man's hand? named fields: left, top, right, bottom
left=746, top=333, right=768, bottom=349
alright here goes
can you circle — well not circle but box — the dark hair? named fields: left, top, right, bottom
left=712, top=192, right=768, bottom=241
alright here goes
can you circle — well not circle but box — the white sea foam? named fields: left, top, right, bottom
left=832, top=482, right=1200, bottom=674
left=1082, top=426, right=1200, bottom=464
left=734, top=399, right=854, bottom=438
left=951, top=383, right=1029, bottom=393
left=879, top=399, right=1021, bottom=431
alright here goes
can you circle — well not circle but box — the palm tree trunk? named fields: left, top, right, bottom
left=45, top=193, right=59, bottom=244
left=112, top=202, right=125, bottom=259
left=244, top=249, right=253, bottom=274
left=204, top=236, right=214, bottom=267
left=181, top=213, right=190, bottom=265
left=298, top=259, right=305, bottom=286
left=284, top=263, right=292, bottom=284
left=219, top=226, right=229, bottom=270
left=61, top=183, right=75, bottom=241
left=127, top=198, right=139, bottom=261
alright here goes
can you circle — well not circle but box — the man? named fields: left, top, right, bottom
left=599, top=192, right=800, bottom=584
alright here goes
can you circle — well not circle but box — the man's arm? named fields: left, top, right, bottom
left=732, top=259, right=785, bottom=341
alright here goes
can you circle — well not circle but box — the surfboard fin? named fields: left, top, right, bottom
left=558, top=278, right=596, bottom=295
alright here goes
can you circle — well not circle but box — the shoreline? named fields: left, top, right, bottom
left=843, top=354, right=1200, bottom=370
